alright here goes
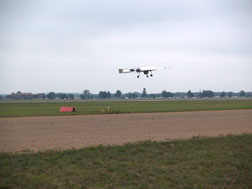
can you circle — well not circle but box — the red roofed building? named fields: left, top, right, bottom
left=59, top=107, right=76, bottom=112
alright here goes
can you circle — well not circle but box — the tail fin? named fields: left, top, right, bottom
left=118, top=68, right=135, bottom=73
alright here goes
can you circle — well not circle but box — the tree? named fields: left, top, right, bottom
left=198, top=91, right=202, bottom=98
left=240, top=90, right=246, bottom=97
left=41, top=93, right=46, bottom=99
left=56, top=93, right=68, bottom=100
left=99, top=91, right=111, bottom=99
left=57, top=93, right=68, bottom=100
left=34, top=93, right=45, bottom=99
left=220, top=91, right=226, bottom=98
left=228, top=92, right=232, bottom=98
left=149, top=94, right=156, bottom=98
left=81, top=90, right=92, bottom=99
left=107, top=91, right=111, bottom=98
left=200, top=90, right=214, bottom=98
left=114, top=90, right=122, bottom=98
left=68, top=94, right=74, bottom=99
left=99, top=91, right=106, bottom=99
left=47, top=92, right=56, bottom=99
left=162, top=90, right=174, bottom=98
left=162, top=90, right=167, bottom=98
left=141, top=88, right=148, bottom=98
left=187, top=90, right=194, bottom=98
left=125, top=93, right=137, bottom=99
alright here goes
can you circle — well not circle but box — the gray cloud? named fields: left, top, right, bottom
left=1, top=0, right=252, bottom=93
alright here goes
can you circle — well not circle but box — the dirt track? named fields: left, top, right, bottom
left=0, top=110, right=252, bottom=152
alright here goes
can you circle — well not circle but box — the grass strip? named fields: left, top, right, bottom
left=0, top=99, right=252, bottom=117
left=0, top=134, right=251, bottom=188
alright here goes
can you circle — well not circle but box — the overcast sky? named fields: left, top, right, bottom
left=1, top=0, right=252, bottom=94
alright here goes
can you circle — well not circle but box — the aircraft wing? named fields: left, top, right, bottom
left=139, top=66, right=157, bottom=71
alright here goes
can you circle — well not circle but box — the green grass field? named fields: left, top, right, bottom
left=0, top=134, right=251, bottom=188
left=0, top=99, right=252, bottom=117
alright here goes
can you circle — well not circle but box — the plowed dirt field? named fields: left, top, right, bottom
left=0, top=110, right=252, bottom=152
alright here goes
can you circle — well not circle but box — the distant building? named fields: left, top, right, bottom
left=7, top=92, right=33, bottom=100
left=7, top=92, right=45, bottom=100
left=34, top=93, right=46, bottom=99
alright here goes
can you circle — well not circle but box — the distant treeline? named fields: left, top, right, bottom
left=1, top=89, right=251, bottom=100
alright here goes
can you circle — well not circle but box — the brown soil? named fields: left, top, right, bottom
left=0, top=110, right=252, bottom=152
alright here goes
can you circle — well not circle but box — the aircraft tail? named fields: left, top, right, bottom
left=118, top=68, right=135, bottom=73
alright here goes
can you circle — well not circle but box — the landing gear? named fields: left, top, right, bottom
left=136, top=71, right=153, bottom=78
left=150, top=71, right=153, bottom=77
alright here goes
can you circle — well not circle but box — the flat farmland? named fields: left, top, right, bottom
left=1, top=99, right=252, bottom=117
left=1, top=100, right=252, bottom=187
left=1, top=109, right=252, bottom=152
